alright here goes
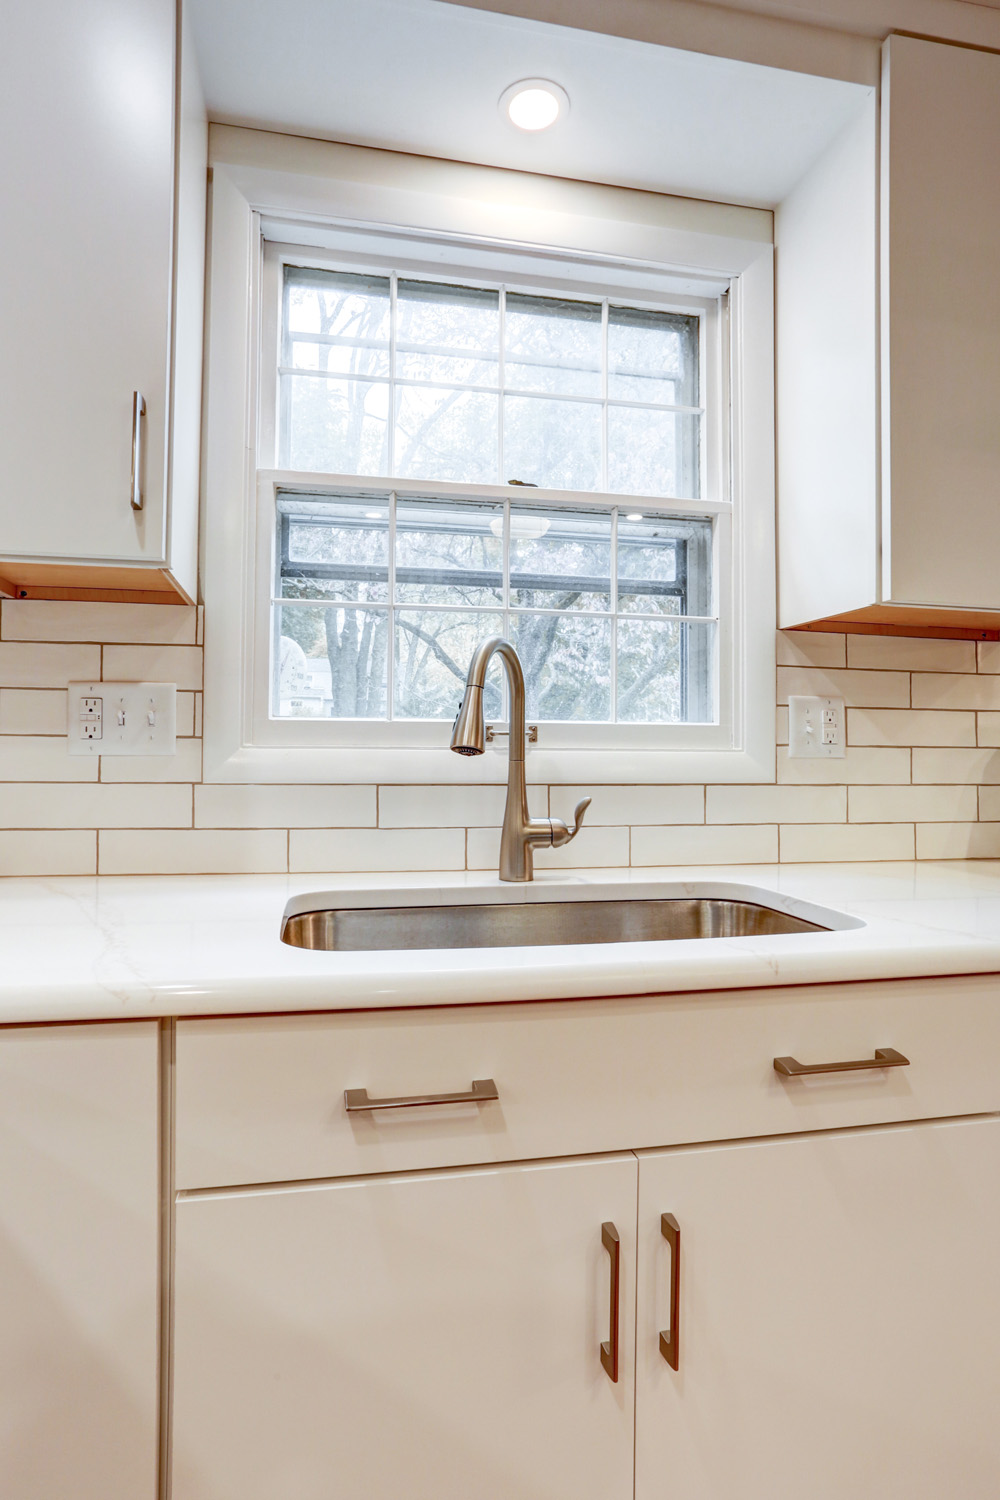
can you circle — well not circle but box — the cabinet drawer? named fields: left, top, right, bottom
left=175, top=975, right=1000, bottom=1189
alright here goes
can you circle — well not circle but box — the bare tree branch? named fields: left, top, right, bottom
left=396, top=618, right=468, bottom=683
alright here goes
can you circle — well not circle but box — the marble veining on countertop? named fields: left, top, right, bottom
left=3, top=861, right=1000, bottom=1023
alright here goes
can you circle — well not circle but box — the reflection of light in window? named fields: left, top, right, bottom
left=490, top=516, right=550, bottom=541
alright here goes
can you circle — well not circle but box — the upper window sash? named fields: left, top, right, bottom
left=258, top=241, right=726, bottom=508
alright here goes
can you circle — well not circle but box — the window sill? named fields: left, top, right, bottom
left=202, top=741, right=775, bottom=785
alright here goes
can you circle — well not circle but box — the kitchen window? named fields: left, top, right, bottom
left=202, top=133, right=775, bottom=782
left=268, top=264, right=717, bottom=734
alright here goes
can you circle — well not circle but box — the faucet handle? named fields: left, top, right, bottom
left=550, top=796, right=592, bottom=848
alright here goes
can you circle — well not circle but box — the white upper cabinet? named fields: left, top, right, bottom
left=0, top=0, right=204, bottom=602
left=778, top=34, right=1000, bottom=631
left=880, top=35, right=1000, bottom=614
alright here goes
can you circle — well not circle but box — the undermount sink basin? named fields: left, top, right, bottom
left=281, top=897, right=831, bottom=952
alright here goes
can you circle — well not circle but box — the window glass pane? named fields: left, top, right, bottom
left=617, top=514, right=712, bottom=616
left=395, top=500, right=503, bottom=605
left=503, top=396, right=601, bottom=490
left=273, top=269, right=720, bottom=730
left=286, top=336, right=388, bottom=378
left=396, top=281, right=499, bottom=388
left=394, top=610, right=504, bottom=719
left=274, top=604, right=388, bottom=718
left=283, top=375, right=389, bottom=475
left=271, top=496, right=713, bottom=723
left=617, top=620, right=714, bottom=723
left=394, top=387, right=498, bottom=483
left=607, top=306, right=698, bottom=406
left=504, top=294, right=602, bottom=397
left=278, top=495, right=389, bottom=603
left=511, top=612, right=611, bottom=721
left=284, top=267, right=390, bottom=379
left=606, top=407, right=700, bottom=499
left=509, top=508, right=611, bottom=610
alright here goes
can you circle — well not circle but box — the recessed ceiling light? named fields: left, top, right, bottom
left=625, top=512, right=644, bottom=522
left=365, top=511, right=383, bottom=519
left=499, top=79, right=569, bottom=133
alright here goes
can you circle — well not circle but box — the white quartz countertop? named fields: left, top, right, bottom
left=4, top=861, right=1000, bottom=1024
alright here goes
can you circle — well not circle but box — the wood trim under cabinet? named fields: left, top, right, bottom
left=0, top=562, right=193, bottom=605
left=789, top=605, right=1000, bottom=640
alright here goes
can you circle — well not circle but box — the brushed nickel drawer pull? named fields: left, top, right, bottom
left=773, top=1047, right=909, bottom=1078
left=600, top=1221, right=621, bottom=1383
left=659, top=1213, right=681, bottom=1370
left=130, top=391, right=146, bottom=512
left=344, top=1078, right=499, bottom=1112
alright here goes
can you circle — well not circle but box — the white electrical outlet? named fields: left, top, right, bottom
left=788, top=695, right=846, bottom=758
left=67, top=683, right=177, bottom=756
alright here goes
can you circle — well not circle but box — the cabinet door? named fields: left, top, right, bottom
left=173, top=1155, right=637, bottom=1500
left=0, top=0, right=174, bottom=564
left=636, top=1118, right=1000, bottom=1498
left=0, top=1022, right=160, bottom=1499
left=882, top=35, right=1000, bottom=610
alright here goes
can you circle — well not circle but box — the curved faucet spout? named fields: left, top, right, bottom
left=450, top=637, right=593, bottom=882
left=450, top=637, right=526, bottom=760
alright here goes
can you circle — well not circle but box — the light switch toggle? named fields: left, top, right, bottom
left=67, top=683, right=177, bottom=757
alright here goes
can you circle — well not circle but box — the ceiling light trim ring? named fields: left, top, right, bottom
left=499, top=78, right=570, bottom=132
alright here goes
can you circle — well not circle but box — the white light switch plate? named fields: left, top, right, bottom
left=67, top=682, right=177, bottom=756
left=788, top=694, right=846, bottom=758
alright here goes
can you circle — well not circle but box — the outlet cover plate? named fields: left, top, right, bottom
left=788, top=694, right=846, bottom=758
left=68, top=682, right=177, bottom=757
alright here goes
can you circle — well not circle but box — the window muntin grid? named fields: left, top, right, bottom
left=274, top=491, right=715, bottom=725
left=279, top=266, right=703, bottom=500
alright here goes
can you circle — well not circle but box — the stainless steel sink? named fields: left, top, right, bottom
left=281, top=897, right=829, bottom=952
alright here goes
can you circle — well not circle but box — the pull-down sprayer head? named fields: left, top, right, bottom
left=451, top=635, right=508, bottom=757
left=450, top=682, right=486, bottom=756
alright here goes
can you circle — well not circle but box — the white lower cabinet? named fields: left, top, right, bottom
left=0, top=1022, right=160, bottom=1499
left=171, top=1155, right=638, bottom=1500
left=170, top=989, right=1000, bottom=1497
left=635, top=1117, right=1000, bottom=1497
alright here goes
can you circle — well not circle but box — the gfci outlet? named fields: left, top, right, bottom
left=67, top=683, right=177, bottom=757
left=788, top=695, right=846, bottom=759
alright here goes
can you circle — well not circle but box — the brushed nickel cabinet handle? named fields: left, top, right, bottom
left=659, top=1213, right=680, bottom=1370
left=130, top=391, right=146, bottom=512
left=773, top=1047, right=909, bottom=1078
left=344, top=1078, right=498, bottom=1112
left=600, top=1221, right=621, bottom=1383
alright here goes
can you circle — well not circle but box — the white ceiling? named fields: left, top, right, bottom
left=188, top=0, right=872, bottom=209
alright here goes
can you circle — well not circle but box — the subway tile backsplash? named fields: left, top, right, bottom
left=1, top=599, right=999, bottom=875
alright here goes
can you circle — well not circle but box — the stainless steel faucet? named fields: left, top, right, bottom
left=450, top=636, right=591, bottom=882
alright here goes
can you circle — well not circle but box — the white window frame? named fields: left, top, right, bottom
left=201, top=127, right=775, bottom=785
